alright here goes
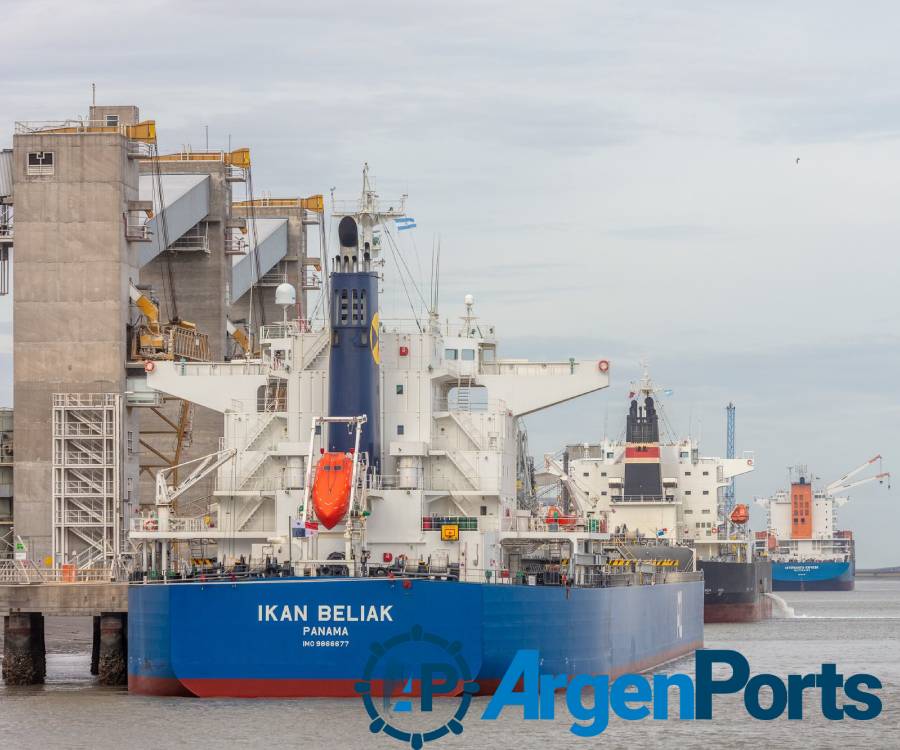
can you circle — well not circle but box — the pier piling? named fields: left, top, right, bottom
left=2, top=612, right=47, bottom=685
left=97, top=612, right=127, bottom=685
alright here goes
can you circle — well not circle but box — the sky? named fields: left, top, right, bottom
left=1, top=0, right=898, bottom=565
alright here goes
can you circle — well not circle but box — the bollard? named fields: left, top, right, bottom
left=97, top=612, right=128, bottom=686
left=2, top=612, right=46, bottom=685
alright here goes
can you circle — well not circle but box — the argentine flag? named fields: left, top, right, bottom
left=394, top=216, right=417, bottom=232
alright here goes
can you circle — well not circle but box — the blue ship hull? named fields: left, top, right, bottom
left=771, top=560, right=854, bottom=591
left=128, top=578, right=704, bottom=697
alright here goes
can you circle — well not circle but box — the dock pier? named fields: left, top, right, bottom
left=0, top=583, right=128, bottom=686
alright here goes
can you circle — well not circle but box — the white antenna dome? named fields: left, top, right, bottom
left=275, top=283, right=296, bottom=307
left=464, top=294, right=474, bottom=307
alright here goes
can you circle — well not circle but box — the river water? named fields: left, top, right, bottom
left=1, top=579, right=897, bottom=749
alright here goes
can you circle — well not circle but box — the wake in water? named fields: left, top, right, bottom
left=765, top=592, right=798, bottom=618
left=763, top=593, right=900, bottom=620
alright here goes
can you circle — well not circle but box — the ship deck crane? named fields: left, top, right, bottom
left=152, top=449, right=237, bottom=573
left=825, top=454, right=888, bottom=494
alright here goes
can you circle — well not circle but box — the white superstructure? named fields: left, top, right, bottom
left=130, top=168, right=619, bottom=582
left=545, top=369, right=756, bottom=563
left=754, top=459, right=889, bottom=563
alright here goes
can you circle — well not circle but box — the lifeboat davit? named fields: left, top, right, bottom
left=311, top=452, right=354, bottom=529
left=729, top=503, right=750, bottom=525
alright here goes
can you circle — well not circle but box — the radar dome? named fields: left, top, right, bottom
left=464, top=294, right=475, bottom=307
left=275, top=283, right=296, bottom=307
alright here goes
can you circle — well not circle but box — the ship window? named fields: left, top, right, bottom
left=695, top=522, right=701, bottom=528
left=702, top=490, right=709, bottom=495
left=396, top=384, right=404, bottom=395
left=583, top=472, right=589, bottom=477
left=461, top=349, right=475, bottom=361
left=397, top=424, right=405, bottom=435
left=680, top=451, right=689, bottom=459
left=702, top=509, right=711, bottom=514
left=685, top=509, right=693, bottom=514
left=607, top=452, right=614, bottom=459
left=322, top=465, right=331, bottom=471
left=333, top=465, right=343, bottom=471
left=335, top=289, right=349, bottom=325
left=601, top=491, right=607, bottom=496
left=106, top=114, right=119, bottom=126
left=601, top=471, right=607, bottom=477
left=702, top=471, right=709, bottom=476
left=359, top=289, right=367, bottom=323
left=480, top=505, right=487, bottom=516
left=685, top=471, right=691, bottom=476
left=685, top=490, right=692, bottom=495
left=351, top=289, right=359, bottom=324
left=445, top=348, right=458, bottom=361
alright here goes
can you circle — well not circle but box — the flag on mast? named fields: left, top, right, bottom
left=394, top=217, right=417, bottom=231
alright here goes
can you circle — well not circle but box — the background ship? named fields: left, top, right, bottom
left=755, top=459, right=890, bottom=591
left=127, top=168, right=705, bottom=698
left=543, top=368, right=772, bottom=622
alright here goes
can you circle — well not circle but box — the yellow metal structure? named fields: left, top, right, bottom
left=226, top=319, right=252, bottom=356
left=129, top=282, right=209, bottom=362
left=26, top=120, right=157, bottom=142
left=233, top=195, right=324, bottom=212
left=151, top=148, right=251, bottom=167
left=126, top=121, right=157, bottom=143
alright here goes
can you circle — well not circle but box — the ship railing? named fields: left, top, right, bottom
left=479, top=360, right=583, bottom=377
left=0, top=560, right=117, bottom=584
left=432, top=397, right=510, bottom=414
left=130, top=516, right=217, bottom=533
left=216, top=474, right=284, bottom=493
left=167, top=361, right=270, bottom=377
left=611, top=493, right=677, bottom=503
left=421, top=516, right=479, bottom=531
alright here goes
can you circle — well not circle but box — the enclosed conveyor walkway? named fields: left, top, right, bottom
left=137, top=174, right=210, bottom=266
left=231, top=217, right=288, bottom=301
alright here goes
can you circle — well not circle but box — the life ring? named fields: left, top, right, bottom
left=747, top=458, right=754, bottom=466
left=143, top=518, right=158, bottom=531
left=598, top=359, right=610, bottom=373
left=144, top=360, right=156, bottom=373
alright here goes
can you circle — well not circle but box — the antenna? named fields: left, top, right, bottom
left=91, top=82, right=96, bottom=106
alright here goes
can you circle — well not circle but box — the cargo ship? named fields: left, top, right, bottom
left=755, top=460, right=890, bottom=591
left=544, top=368, right=772, bottom=623
left=126, top=167, right=704, bottom=698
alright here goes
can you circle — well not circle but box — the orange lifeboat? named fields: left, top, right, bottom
left=545, top=505, right=576, bottom=527
left=311, top=452, right=354, bottom=529
left=729, top=503, right=750, bottom=525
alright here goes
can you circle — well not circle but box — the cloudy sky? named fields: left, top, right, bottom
left=1, top=1, right=898, bottom=564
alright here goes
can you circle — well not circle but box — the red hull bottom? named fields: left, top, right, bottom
left=129, top=640, right=705, bottom=698
left=704, top=597, right=773, bottom=624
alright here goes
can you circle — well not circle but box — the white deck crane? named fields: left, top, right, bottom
left=153, top=449, right=237, bottom=572
left=825, top=454, right=890, bottom=494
